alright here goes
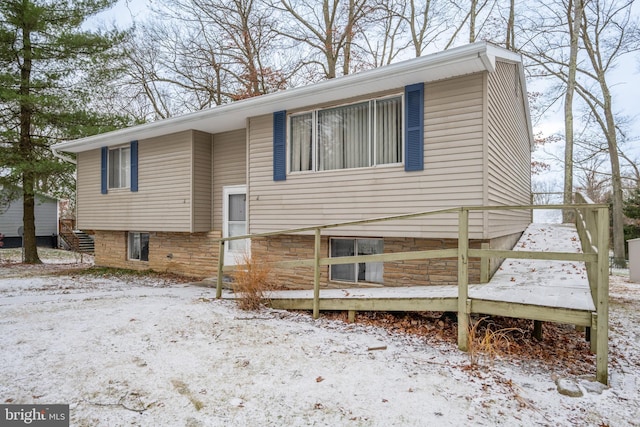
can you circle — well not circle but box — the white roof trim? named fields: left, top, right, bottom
left=53, top=42, right=529, bottom=153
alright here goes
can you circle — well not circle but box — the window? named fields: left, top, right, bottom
left=101, top=141, right=138, bottom=194
left=109, top=146, right=131, bottom=189
left=290, top=96, right=402, bottom=172
left=330, top=238, right=384, bottom=283
left=128, top=232, right=149, bottom=261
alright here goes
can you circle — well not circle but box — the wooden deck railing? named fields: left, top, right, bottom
left=214, top=196, right=609, bottom=384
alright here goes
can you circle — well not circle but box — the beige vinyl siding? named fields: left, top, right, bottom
left=76, top=131, right=194, bottom=232
left=192, top=131, right=213, bottom=231
left=212, top=129, right=247, bottom=231
left=248, top=73, right=487, bottom=239
left=486, top=61, right=532, bottom=238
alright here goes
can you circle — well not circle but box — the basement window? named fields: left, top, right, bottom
left=330, top=238, right=383, bottom=284
left=128, top=232, right=149, bottom=261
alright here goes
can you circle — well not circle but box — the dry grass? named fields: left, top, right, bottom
left=231, top=252, right=274, bottom=310
left=468, top=316, right=525, bottom=366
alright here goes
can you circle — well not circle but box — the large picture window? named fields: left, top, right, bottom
left=330, top=238, right=384, bottom=284
left=109, top=146, right=131, bottom=189
left=290, top=96, right=402, bottom=172
left=128, top=232, right=149, bottom=262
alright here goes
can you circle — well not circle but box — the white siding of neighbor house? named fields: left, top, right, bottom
left=77, top=131, right=195, bottom=232
left=213, top=129, right=247, bottom=231
left=247, top=73, right=488, bottom=239
left=192, top=131, right=213, bottom=232
left=0, top=193, right=58, bottom=237
left=486, top=61, right=532, bottom=238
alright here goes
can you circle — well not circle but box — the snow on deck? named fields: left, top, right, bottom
left=265, top=284, right=458, bottom=300
left=469, top=223, right=595, bottom=311
left=265, top=223, right=595, bottom=312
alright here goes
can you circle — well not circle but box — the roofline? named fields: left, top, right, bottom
left=53, top=42, right=531, bottom=153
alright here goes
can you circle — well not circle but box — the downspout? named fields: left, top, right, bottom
left=51, top=146, right=76, bottom=164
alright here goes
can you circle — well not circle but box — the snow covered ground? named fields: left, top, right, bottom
left=1, top=249, right=639, bottom=426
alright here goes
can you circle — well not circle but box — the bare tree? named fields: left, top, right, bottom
left=360, top=2, right=406, bottom=67
left=505, top=0, right=515, bottom=50
left=273, top=0, right=372, bottom=79
left=563, top=0, right=584, bottom=222
left=575, top=155, right=610, bottom=203
left=400, top=0, right=451, bottom=56
left=519, top=0, right=639, bottom=265
left=119, top=0, right=291, bottom=119
left=577, top=0, right=639, bottom=266
left=444, top=0, right=498, bottom=48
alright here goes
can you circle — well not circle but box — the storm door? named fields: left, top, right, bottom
left=222, top=185, right=248, bottom=265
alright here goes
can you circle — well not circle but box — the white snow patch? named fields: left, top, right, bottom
left=470, top=223, right=594, bottom=310
left=1, top=251, right=639, bottom=426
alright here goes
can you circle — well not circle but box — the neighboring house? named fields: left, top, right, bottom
left=0, top=188, right=59, bottom=249
left=51, top=42, right=533, bottom=288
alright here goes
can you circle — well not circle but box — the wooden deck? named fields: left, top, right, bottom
left=265, top=224, right=594, bottom=325
left=216, top=200, right=609, bottom=384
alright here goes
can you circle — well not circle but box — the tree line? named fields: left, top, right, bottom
left=1, top=0, right=638, bottom=264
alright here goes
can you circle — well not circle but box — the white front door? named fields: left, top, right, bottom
left=223, top=185, right=248, bottom=265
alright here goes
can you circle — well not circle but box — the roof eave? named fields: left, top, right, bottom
left=53, top=42, right=513, bottom=154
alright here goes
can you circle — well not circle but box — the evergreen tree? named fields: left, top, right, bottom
left=623, top=187, right=640, bottom=220
left=0, top=0, right=130, bottom=263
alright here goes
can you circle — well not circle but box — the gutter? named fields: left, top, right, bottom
left=51, top=146, right=77, bottom=164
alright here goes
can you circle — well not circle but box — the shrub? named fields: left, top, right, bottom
left=468, top=317, right=524, bottom=366
left=231, top=252, right=274, bottom=311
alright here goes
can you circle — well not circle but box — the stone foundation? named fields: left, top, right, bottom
left=94, top=230, right=220, bottom=278
left=93, top=230, right=522, bottom=286
left=251, top=235, right=487, bottom=290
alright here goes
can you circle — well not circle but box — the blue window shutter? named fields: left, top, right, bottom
left=273, top=110, right=287, bottom=181
left=130, top=140, right=139, bottom=192
left=101, top=146, right=108, bottom=194
left=405, top=83, right=424, bottom=172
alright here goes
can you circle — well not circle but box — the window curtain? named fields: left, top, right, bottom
left=318, top=102, right=369, bottom=171
left=331, top=239, right=355, bottom=282
left=108, top=147, right=131, bottom=188
left=358, top=239, right=384, bottom=283
left=290, top=113, right=313, bottom=172
left=120, top=147, right=131, bottom=188
left=375, top=97, right=402, bottom=165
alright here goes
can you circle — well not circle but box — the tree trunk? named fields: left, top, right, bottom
left=563, top=0, right=583, bottom=223
left=19, top=11, right=41, bottom=264
left=469, top=0, right=477, bottom=42
left=21, top=174, right=41, bottom=263
left=604, top=96, right=627, bottom=267
left=342, top=0, right=354, bottom=76
left=506, top=0, right=515, bottom=50
left=323, top=0, right=337, bottom=79
left=579, top=2, right=629, bottom=267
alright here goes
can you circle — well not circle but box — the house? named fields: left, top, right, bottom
left=0, top=187, right=59, bottom=249
left=51, top=42, right=533, bottom=288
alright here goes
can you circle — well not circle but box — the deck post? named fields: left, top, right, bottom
left=590, top=313, right=597, bottom=353
left=480, top=242, right=490, bottom=283
left=313, top=228, right=321, bottom=319
left=458, top=208, right=469, bottom=351
left=533, top=320, right=543, bottom=340
left=216, top=240, right=225, bottom=299
left=596, top=207, right=609, bottom=385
